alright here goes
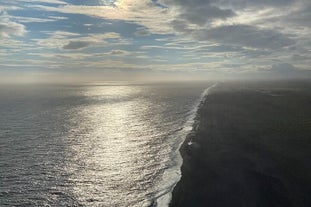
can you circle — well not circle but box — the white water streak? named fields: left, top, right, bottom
left=156, top=83, right=218, bottom=207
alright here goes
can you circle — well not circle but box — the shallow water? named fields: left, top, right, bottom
left=0, top=82, right=211, bottom=207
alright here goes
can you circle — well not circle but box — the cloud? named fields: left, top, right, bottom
left=35, top=31, right=122, bottom=50
left=31, top=0, right=176, bottom=34
left=108, top=50, right=129, bottom=55
left=197, top=25, right=295, bottom=49
left=1, top=0, right=311, bottom=76
left=291, top=54, right=311, bottom=61
left=62, top=40, right=92, bottom=50
left=162, top=0, right=235, bottom=26
left=28, top=0, right=305, bottom=52
left=135, top=27, right=150, bottom=36
left=11, top=16, right=67, bottom=23
left=285, top=2, right=311, bottom=27
left=0, top=18, right=25, bottom=38
left=178, top=6, right=235, bottom=26
left=235, top=63, right=311, bottom=79
left=8, top=0, right=67, bottom=5
left=268, top=63, right=304, bottom=75
left=217, top=0, right=294, bottom=8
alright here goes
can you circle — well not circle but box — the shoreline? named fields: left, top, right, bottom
left=170, top=81, right=311, bottom=207
left=155, top=83, right=217, bottom=207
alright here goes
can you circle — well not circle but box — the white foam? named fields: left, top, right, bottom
left=154, top=83, right=218, bottom=207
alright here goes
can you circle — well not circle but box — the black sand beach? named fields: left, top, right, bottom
left=170, top=81, right=311, bottom=207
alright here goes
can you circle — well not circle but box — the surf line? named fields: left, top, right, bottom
left=154, top=82, right=218, bottom=207
left=186, top=82, right=218, bottom=145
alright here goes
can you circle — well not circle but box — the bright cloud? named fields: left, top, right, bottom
left=31, top=0, right=176, bottom=34
left=0, top=16, right=25, bottom=38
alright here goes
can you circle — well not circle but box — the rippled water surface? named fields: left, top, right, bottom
left=0, top=82, right=210, bottom=206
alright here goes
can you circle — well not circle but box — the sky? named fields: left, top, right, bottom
left=0, top=0, right=310, bottom=82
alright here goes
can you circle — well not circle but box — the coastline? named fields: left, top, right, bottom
left=155, top=83, right=217, bottom=207
left=170, top=81, right=311, bottom=207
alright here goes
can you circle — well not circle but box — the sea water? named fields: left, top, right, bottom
left=0, top=82, right=213, bottom=207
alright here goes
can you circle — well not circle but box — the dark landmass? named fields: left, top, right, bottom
left=170, top=80, right=311, bottom=207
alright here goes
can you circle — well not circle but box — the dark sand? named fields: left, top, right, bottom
left=170, top=81, right=311, bottom=207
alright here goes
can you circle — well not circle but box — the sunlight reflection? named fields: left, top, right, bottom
left=64, top=85, right=165, bottom=206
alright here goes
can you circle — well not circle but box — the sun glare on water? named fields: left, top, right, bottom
left=63, top=86, right=166, bottom=206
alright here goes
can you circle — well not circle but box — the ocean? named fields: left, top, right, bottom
left=170, top=81, right=311, bottom=207
left=0, top=82, right=213, bottom=207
